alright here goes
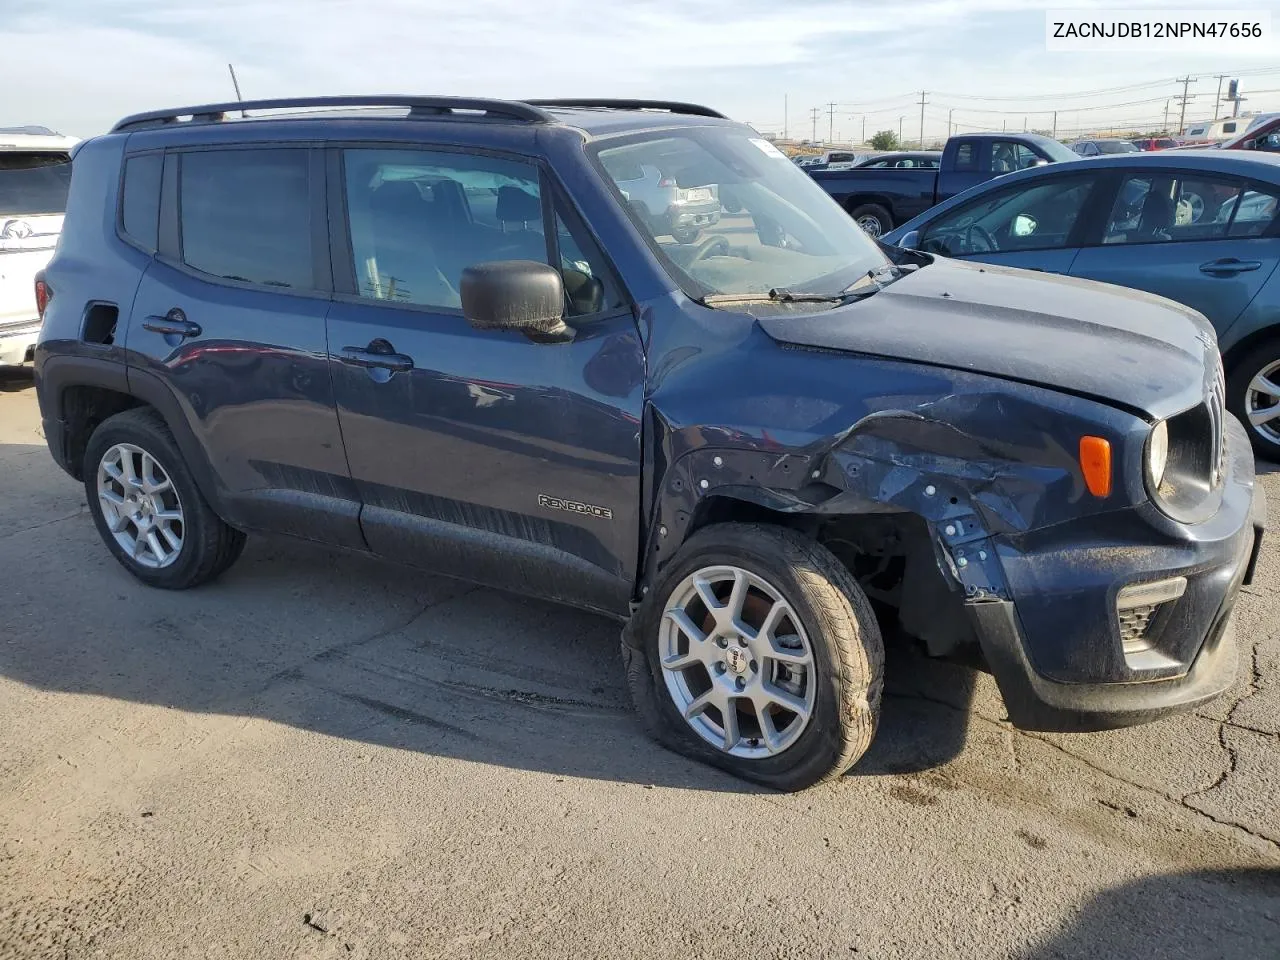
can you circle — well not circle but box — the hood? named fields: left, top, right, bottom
left=757, top=257, right=1216, bottom=420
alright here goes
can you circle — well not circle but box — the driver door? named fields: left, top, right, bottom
left=918, top=173, right=1101, bottom=274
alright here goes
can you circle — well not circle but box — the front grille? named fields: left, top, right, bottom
left=1207, top=360, right=1227, bottom=488
left=1116, top=576, right=1187, bottom=667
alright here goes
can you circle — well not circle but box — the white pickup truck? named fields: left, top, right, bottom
left=1, top=127, right=78, bottom=367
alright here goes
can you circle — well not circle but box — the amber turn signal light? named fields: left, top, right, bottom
left=1079, top=436, right=1112, bottom=498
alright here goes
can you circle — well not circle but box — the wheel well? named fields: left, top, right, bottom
left=684, top=496, right=976, bottom=658
left=61, top=385, right=145, bottom=480
left=843, top=195, right=892, bottom=215
left=1223, top=326, right=1280, bottom=376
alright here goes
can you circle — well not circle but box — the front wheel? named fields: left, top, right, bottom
left=672, top=226, right=700, bottom=244
left=623, top=523, right=884, bottom=791
left=1227, top=339, right=1280, bottom=463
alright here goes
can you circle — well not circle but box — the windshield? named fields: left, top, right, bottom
left=1032, top=138, right=1081, bottom=163
left=593, top=127, right=889, bottom=304
left=1096, top=140, right=1138, bottom=154
left=0, top=152, right=71, bottom=216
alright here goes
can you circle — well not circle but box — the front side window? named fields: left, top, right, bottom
left=342, top=148, right=619, bottom=317
left=989, top=141, right=1040, bottom=173
left=1102, top=174, right=1267, bottom=244
left=593, top=129, right=888, bottom=306
left=920, top=176, right=1093, bottom=255
left=179, top=149, right=312, bottom=288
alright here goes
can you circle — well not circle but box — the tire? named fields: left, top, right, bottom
left=83, top=406, right=247, bottom=589
left=1226, top=338, right=1280, bottom=464
left=672, top=227, right=700, bottom=244
left=848, top=203, right=892, bottom=239
left=622, top=523, right=884, bottom=791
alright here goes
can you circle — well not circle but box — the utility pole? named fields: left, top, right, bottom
left=1163, top=98, right=1170, bottom=132
left=1023, top=115, right=1027, bottom=132
left=1051, top=110, right=1057, bottom=139
left=1175, top=76, right=1197, bottom=135
left=783, top=94, right=788, bottom=141
left=917, top=91, right=927, bottom=149
left=948, top=107, right=954, bottom=137
left=827, top=102, right=837, bottom=144
left=898, top=115, right=904, bottom=144
left=809, top=107, right=820, bottom=143
left=1212, top=74, right=1227, bottom=120
left=861, top=114, right=866, bottom=143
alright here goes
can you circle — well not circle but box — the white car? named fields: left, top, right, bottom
left=1, top=127, right=78, bottom=366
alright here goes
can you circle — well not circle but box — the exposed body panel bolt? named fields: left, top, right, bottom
left=957, top=557, right=969, bottom=568
left=699, top=479, right=709, bottom=490
left=944, top=524, right=957, bottom=537
left=978, top=550, right=988, bottom=561
left=713, top=456, right=723, bottom=468
left=925, top=485, right=936, bottom=496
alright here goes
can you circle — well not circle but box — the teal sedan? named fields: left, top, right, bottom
left=883, top=150, right=1280, bottom=461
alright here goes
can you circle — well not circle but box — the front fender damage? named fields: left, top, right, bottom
left=645, top=393, right=1086, bottom=614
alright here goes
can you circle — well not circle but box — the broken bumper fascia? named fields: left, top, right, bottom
left=970, top=441, right=1265, bottom=733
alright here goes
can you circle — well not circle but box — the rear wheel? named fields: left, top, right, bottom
left=623, top=523, right=884, bottom=791
left=1227, top=339, right=1280, bottom=463
left=672, top=226, right=700, bottom=244
left=84, top=407, right=246, bottom=588
left=848, top=203, right=893, bottom=238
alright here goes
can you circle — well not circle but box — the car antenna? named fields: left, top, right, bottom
left=227, top=63, right=246, bottom=118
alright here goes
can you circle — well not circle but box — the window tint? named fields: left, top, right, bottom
left=989, top=141, right=1040, bottom=173
left=920, top=176, right=1093, bottom=255
left=180, top=150, right=312, bottom=288
left=0, top=152, right=71, bottom=216
left=1222, top=122, right=1238, bottom=134
left=121, top=153, right=162, bottom=251
left=953, top=143, right=978, bottom=171
left=1103, top=174, right=1257, bottom=245
left=343, top=149, right=618, bottom=317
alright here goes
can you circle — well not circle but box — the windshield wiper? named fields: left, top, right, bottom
left=700, top=264, right=911, bottom=308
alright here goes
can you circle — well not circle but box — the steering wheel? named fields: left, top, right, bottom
left=689, top=234, right=731, bottom=263
left=964, top=223, right=998, bottom=253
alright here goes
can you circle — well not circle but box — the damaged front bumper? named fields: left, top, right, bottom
left=971, top=419, right=1265, bottom=732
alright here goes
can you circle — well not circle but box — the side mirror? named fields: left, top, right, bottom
left=1243, top=138, right=1258, bottom=150
left=460, top=260, right=573, bottom=343
left=897, top=230, right=920, bottom=250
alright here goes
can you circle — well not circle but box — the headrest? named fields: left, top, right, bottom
left=370, top=181, right=424, bottom=213
left=496, top=186, right=542, bottom=223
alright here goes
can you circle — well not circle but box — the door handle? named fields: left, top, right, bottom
left=1199, top=258, right=1262, bottom=276
left=340, top=345, right=414, bottom=373
left=143, top=309, right=202, bottom=338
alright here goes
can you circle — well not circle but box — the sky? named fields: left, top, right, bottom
left=3, top=0, right=1279, bottom=142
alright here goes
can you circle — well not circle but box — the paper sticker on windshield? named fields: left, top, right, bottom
left=749, top=138, right=787, bottom=159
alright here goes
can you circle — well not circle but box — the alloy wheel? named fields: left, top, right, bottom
left=96, top=442, right=185, bottom=569
left=1246, top=358, right=1280, bottom=446
left=658, top=564, right=817, bottom=759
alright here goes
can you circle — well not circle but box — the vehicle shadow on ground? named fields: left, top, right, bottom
left=1014, top=868, right=1280, bottom=959
left=0, top=368, right=35, bottom=392
left=0, top=440, right=982, bottom=790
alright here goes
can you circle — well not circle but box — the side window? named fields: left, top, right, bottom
left=1227, top=187, right=1280, bottom=237
left=121, top=153, right=162, bottom=251
left=952, top=142, right=978, bottom=171
left=1103, top=174, right=1249, bottom=245
left=920, top=176, right=1093, bottom=255
left=179, top=149, right=312, bottom=288
left=990, top=141, right=1039, bottom=173
left=1222, top=122, right=1238, bottom=135
left=342, top=148, right=618, bottom=317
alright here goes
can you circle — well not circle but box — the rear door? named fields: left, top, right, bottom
left=918, top=171, right=1103, bottom=273
left=324, top=144, right=644, bottom=616
left=1068, top=169, right=1280, bottom=335
left=127, top=145, right=362, bottom=547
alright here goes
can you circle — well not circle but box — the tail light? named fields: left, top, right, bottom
left=658, top=177, right=676, bottom=188
left=34, top=276, right=52, bottom=320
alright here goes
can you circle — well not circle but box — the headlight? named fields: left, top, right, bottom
left=1146, top=420, right=1169, bottom=489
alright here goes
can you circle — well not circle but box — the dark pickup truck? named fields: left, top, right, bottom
left=811, top=132, right=1078, bottom=237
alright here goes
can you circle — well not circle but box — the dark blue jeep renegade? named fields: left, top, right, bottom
left=34, top=97, right=1266, bottom=790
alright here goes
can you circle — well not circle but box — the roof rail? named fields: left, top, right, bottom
left=525, top=99, right=728, bottom=119
left=111, top=96, right=555, bottom=133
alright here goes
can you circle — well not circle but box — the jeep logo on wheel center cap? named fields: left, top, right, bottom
left=725, top=645, right=749, bottom=675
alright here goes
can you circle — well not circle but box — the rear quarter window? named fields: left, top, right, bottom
left=121, top=153, right=163, bottom=251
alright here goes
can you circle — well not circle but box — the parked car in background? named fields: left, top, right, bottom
left=883, top=149, right=1280, bottom=461
left=600, top=158, right=720, bottom=243
left=1070, top=139, right=1140, bottom=156
left=852, top=151, right=941, bottom=169
left=33, top=95, right=1263, bottom=791
left=1131, top=137, right=1178, bottom=151
left=1221, top=117, right=1280, bottom=154
left=809, top=132, right=1076, bottom=237
left=0, top=127, right=78, bottom=366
